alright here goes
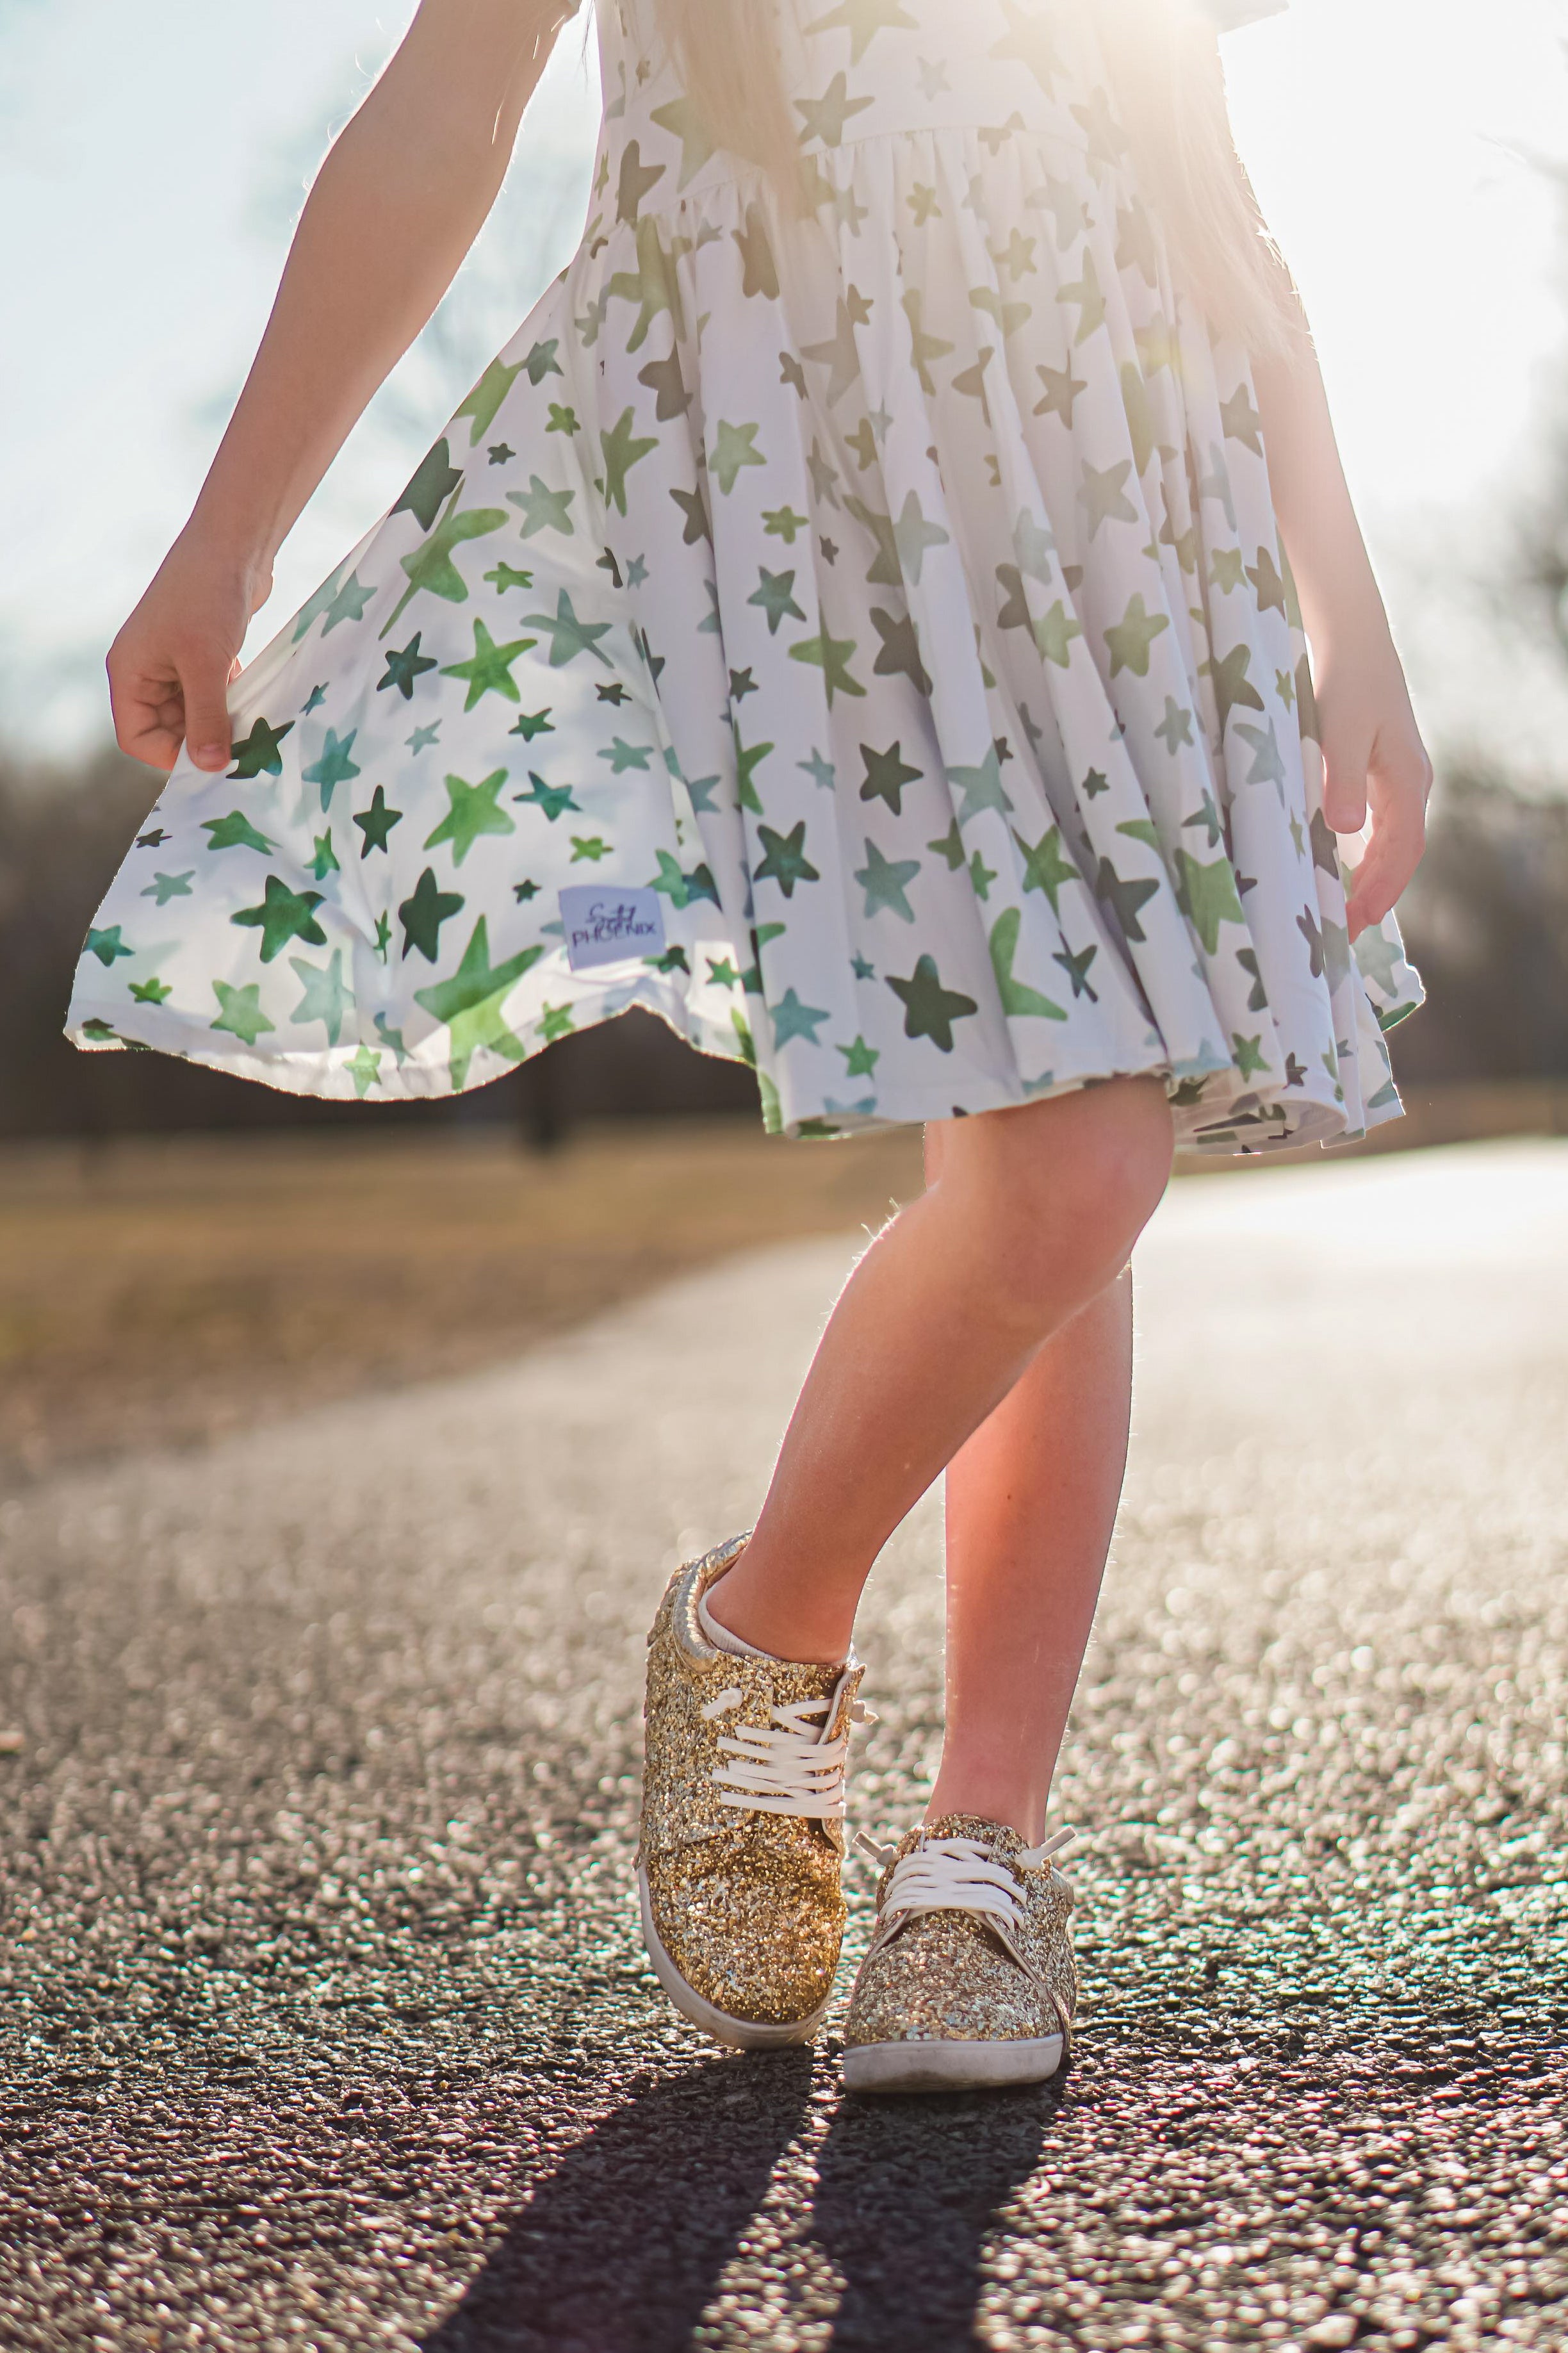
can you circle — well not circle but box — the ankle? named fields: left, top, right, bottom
left=703, top=1567, right=853, bottom=1671
left=924, top=1771, right=1049, bottom=1846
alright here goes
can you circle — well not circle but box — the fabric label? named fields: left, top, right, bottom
left=559, top=883, right=666, bottom=971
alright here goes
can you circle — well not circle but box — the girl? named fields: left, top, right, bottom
left=77, top=0, right=1428, bottom=2092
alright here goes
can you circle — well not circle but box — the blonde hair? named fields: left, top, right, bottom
left=648, top=0, right=1302, bottom=354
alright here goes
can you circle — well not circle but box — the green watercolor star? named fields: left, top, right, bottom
left=927, top=819, right=965, bottom=872
left=309, top=833, right=339, bottom=878
left=771, top=987, right=831, bottom=1046
left=393, top=438, right=464, bottom=530
left=202, top=809, right=275, bottom=855
left=1156, top=697, right=1195, bottom=754
left=1094, top=859, right=1160, bottom=943
left=288, top=949, right=354, bottom=1044
left=1182, top=791, right=1225, bottom=851
left=522, top=589, right=613, bottom=668
left=537, top=1003, right=576, bottom=1043
left=1210, top=546, right=1247, bottom=594
left=485, top=561, right=535, bottom=594
left=1176, top=849, right=1246, bottom=954
left=1034, top=600, right=1082, bottom=668
left=227, top=716, right=293, bottom=780
left=453, top=356, right=526, bottom=445
left=1232, top=1031, right=1269, bottom=1079
left=412, top=917, right=546, bottom=1088
left=838, top=1033, right=880, bottom=1076
left=440, top=618, right=538, bottom=710
left=1053, top=942, right=1099, bottom=1001
left=1012, top=823, right=1080, bottom=913
left=886, top=953, right=978, bottom=1053
left=85, top=926, right=133, bottom=966
left=348, top=1044, right=382, bottom=1098
left=947, top=744, right=1013, bottom=824
left=231, top=874, right=327, bottom=963
left=968, top=848, right=997, bottom=901
left=354, top=786, right=403, bottom=857
left=755, top=819, right=821, bottom=898
left=407, top=724, right=441, bottom=753
left=764, top=505, right=808, bottom=543
left=790, top=623, right=865, bottom=706
left=522, top=338, right=564, bottom=384
left=322, top=571, right=373, bottom=633
left=1205, top=643, right=1267, bottom=734
left=734, top=724, right=774, bottom=812
left=854, top=836, right=921, bottom=922
left=1104, top=592, right=1170, bottom=677
left=140, top=870, right=194, bottom=905
left=514, top=773, right=579, bottom=822
left=749, top=566, right=805, bottom=635
left=302, top=728, right=361, bottom=808
left=712, top=418, right=767, bottom=496
left=211, top=981, right=275, bottom=1045
left=803, top=0, right=917, bottom=65
left=378, top=632, right=439, bottom=700
left=508, top=475, right=577, bottom=539
left=424, top=769, right=516, bottom=865
left=380, top=489, right=507, bottom=633
left=571, top=835, right=611, bottom=862
left=398, top=867, right=465, bottom=962
left=859, top=739, right=920, bottom=813
left=129, top=975, right=173, bottom=1004
left=990, top=906, right=1067, bottom=1019
left=510, top=707, right=555, bottom=741
left=601, top=407, right=658, bottom=513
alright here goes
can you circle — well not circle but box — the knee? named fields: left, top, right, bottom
left=946, top=1079, right=1173, bottom=1324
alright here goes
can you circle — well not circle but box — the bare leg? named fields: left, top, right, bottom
left=706, top=1077, right=1171, bottom=1664
left=927, top=1268, right=1133, bottom=1844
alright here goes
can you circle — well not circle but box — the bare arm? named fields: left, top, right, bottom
left=1252, top=337, right=1432, bottom=940
left=109, top=0, right=575, bottom=776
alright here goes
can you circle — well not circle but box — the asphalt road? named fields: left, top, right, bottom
left=3, top=1139, right=1567, bottom=2353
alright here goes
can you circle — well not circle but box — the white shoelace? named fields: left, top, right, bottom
left=854, top=1828, right=1077, bottom=1977
left=700, top=1666, right=867, bottom=1819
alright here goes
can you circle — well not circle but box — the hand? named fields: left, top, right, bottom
left=107, top=535, right=274, bottom=775
left=1315, top=640, right=1432, bottom=942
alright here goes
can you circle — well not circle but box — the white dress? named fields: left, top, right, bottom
left=69, top=0, right=1421, bottom=1151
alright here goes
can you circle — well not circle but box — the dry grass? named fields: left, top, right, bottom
left=5, top=1080, right=1565, bottom=1485
left=0, top=1119, right=922, bottom=1483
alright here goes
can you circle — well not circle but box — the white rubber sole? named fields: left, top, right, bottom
left=841, top=2033, right=1065, bottom=2095
left=637, top=1865, right=830, bottom=2052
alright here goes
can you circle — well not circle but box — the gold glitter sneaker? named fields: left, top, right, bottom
left=637, top=1533, right=867, bottom=2051
left=841, top=1814, right=1077, bottom=2093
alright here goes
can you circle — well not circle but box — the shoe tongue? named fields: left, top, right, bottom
left=719, top=1650, right=861, bottom=1734
left=920, top=1812, right=1026, bottom=1859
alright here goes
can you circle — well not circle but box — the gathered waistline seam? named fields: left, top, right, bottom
left=602, top=115, right=1104, bottom=210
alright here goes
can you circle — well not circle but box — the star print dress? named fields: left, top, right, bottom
left=68, top=0, right=1421, bottom=1151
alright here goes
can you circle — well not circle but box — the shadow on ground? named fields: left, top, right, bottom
left=422, top=2055, right=1064, bottom=2353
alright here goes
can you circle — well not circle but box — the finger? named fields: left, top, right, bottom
left=1319, top=726, right=1369, bottom=837
left=176, top=647, right=234, bottom=773
left=1344, top=805, right=1425, bottom=939
left=108, top=660, right=181, bottom=774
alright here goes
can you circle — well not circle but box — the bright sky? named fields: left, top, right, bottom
left=2, top=0, right=1565, bottom=758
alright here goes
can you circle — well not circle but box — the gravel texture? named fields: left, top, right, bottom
left=2, top=1138, right=1566, bottom=2352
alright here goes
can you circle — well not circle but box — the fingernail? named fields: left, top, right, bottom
left=195, top=745, right=227, bottom=769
